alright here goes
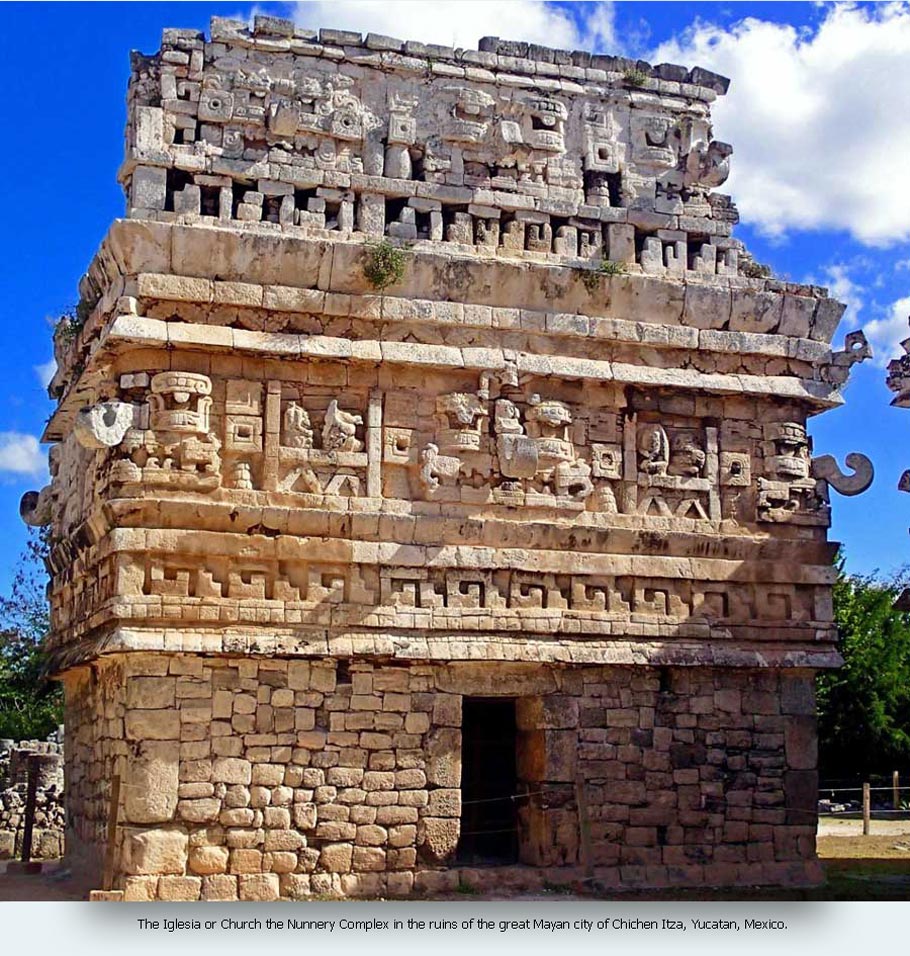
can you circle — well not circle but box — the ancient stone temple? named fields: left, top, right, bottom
left=24, top=16, right=874, bottom=900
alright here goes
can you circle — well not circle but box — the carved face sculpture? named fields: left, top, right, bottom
left=148, top=372, right=212, bottom=434
left=887, top=346, right=910, bottom=407
left=765, top=422, right=810, bottom=480
left=521, top=97, right=567, bottom=153
left=527, top=399, right=571, bottom=433
left=441, top=86, right=494, bottom=144
left=526, top=399, right=574, bottom=463
left=632, top=114, right=681, bottom=169
left=438, top=393, right=486, bottom=428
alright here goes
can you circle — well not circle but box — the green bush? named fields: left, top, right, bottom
left=0, top=531, right=62, bottom=740
left=622, top=67, right=649, bottom=88
left=740, top=260, right=772, bottom=279
left=817, top=560, right=910, bottom=778
left=363, top=240, right=406, bottom=291
left=580, top=259, right=628, bottom=291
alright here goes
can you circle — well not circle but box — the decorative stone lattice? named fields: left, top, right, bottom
left=24, top=16, right=874, bottom=900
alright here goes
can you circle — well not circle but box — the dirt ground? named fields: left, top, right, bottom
left=818, top=816, right=910, bottom=859
left=2, top=817, right=909, bottom=902
left=0, top=860, right=91, bottom=901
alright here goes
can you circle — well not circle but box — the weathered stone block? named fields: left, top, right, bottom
left=157, top=875, right=202, bottom=901
left=319, top=842, right=353, bottom=872
left=238, top=873, right=280, bottom=901
left=124, top=829, right=188, bottom=875
left=125, top=710, right=180, bottom=740
left=417, top=818, right=459, bottom=863
left=189, top=845, right=230, bottom=875
left=125, top=740, right=179, bottom=824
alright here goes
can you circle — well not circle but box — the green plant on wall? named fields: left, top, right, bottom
left=580, top=259, right=627, bottom=291
left=55, top=295, right=97, bottom=345
left=55, top=306, right=82, bottom=344
left=740, top=260, right=772, bottom=279
left=363, top=240, right=407, bottom=291
left=621, top=67, right=649, bottom=88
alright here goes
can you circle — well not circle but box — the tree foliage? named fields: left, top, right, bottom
left=0, top=530, right=62, bottom=740
left=818, top=559, right=910, bottom=779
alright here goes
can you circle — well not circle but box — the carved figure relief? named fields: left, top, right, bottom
left=419, top=443, right=462, bottom=492
left=670, top=432, right=706, bottom=477
left=418, top=383, right=601, bottom=504
left=112, top=372, right=222, bottom=491
left=323, top=400, right=364, bottom=453
left=282, top=401, right=314, bottom=449
left=638, top=423, right=670, bottom=476
left=633, top=418, right=717, bottom=521
left=277, top=394, right=367, bottom=496
left=887, top=332, right=910, bottom=408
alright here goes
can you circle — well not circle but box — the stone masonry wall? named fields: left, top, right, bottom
left=61, top=663, right=126, bottom=877
left=68, top=653, right=820, bottom=900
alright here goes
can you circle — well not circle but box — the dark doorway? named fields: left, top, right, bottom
left=457, top=697, right=519, bottom=865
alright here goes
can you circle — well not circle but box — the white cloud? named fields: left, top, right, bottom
left=287, top=0, right=616, bottom=52
left=34, top=359, right=56, bottom=389
left=865, top=296, right=910, bottom=367
left=0, top=433, right=46, bottom=476
left=652, top=3, right=910, bottom=245
left=822, top=264, right=865, bottom=322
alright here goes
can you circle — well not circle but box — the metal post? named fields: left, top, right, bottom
left=894, top=771, right=900, bottom=811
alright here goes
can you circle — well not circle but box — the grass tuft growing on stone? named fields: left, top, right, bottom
left=580, top=259, right=628, bottom=291
left=740, top=259, right=773, bottom=279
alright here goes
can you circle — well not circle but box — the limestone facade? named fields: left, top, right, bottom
left=25, top=17, right=873, bottom=898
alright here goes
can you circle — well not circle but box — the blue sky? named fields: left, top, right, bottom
left=1, top=1, right=908, bottom=590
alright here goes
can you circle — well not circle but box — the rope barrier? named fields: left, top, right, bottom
left=461, top=787, right=567, bottom=806
left=458, top=827, right=519, bottom=837
left=820, top=786, right=904, bottom=794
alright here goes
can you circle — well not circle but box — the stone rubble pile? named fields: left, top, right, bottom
left=0, top=734, right=65, bottom=860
